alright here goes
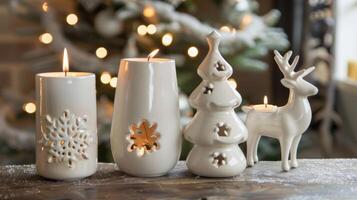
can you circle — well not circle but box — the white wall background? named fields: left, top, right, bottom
left=335, top=0, right=357, bottom=80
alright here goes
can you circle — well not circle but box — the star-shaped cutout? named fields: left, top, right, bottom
left=202, top=83, right=214, bottom=94
left=211, top=152, right=227, bottom=168
left=214, top=61, right=226, bottom=72
left=214, top=122, right=230, bottom=137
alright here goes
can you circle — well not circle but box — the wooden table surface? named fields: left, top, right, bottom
left=0, top=159, right=356, bottom=200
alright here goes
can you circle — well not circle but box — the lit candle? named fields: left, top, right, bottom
left=111, top=49, right=181, bottom=177
left=63, top=48, right=69, bottom=76
left=249, top=96, right=277, bottom=112
left=35, top=48, right=97, bottom=180
left=147, top=48, right=159, bottom=61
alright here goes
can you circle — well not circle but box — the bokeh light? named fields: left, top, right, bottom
left=187, top=46, right=199, bottom=57
left=162, top=33, right=173, bottom=46
left=96, top=47, right=108, bottom=59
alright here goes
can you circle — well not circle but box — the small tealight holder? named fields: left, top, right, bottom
left=243, top=50, right=318, bottom=171
left=250, top=96, right=277, bottom=112
left=36, top=49, right=97, bottom=180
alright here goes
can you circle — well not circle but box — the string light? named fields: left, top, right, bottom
left=110, top=77, right=118, bottom=88
left=187, top=46, right=199, bottom=57
left=96, top=47, right=108, bottom=59
left=39, top=33, right=53, bottom=44
left=66, top=13, right=78, bottom=25
left=23, top=102, right=36, bottom=114
left=100, top=72, right=111, bottom=84
left=42, top=2, right=48, bottom=12
left=240, top=14, right=252, bottom=29
left=162, top=33, right=173, bottom=46
left=143, top=6, right=155, bottom=18
left=228, top=78, right=237, bottom=89
left=147, top=24, right=157, bottom=35
left=137, top=25, right=147, bottom=36
left=220, top=26, right=230, bottom=32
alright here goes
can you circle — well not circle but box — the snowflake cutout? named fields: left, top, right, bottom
left=127, top=120, right=160, bottom=157
left=210, top=152, right=227, bottom=168
left=40, top=110, right=93, bottom=168
left=214, top=61, right=226, bottom=71
left=202, top=83, right=214, bottom=94
left=214, top=122, right=231, bottom=137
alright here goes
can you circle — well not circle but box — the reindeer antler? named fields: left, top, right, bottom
left=274, top=50, right=305, bottom=80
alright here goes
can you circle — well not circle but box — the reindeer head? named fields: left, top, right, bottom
left=274, top=50, right=318, bottom=97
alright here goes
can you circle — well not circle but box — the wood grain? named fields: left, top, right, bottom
left=1, top=159, right=357, bottom=199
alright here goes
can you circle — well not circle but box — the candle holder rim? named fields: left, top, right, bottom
left=121, top=58, right=174, bottom=63
left=36, top=72, right=95, bottom=79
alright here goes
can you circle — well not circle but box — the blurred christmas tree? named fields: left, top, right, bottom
left=2, top=0, right=288, bottom=164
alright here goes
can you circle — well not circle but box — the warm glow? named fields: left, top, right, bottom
left=187, top=46, right=199, bottom=57
left=228, top=78, right=237, bottom=89
left=147, top=49, right=159, bottom=61
left=147, top=24, right=157, bottom=35
left=96, top=47, right=108, bottom=59
left=220, top=26, right=230, bottom=32
left=100, top=72, right=111, bottom=84
left=42, top=2, right=48, bottom=12
left=66, top=13, right=78, bottom=25
left=240, top=14, right=253, bottom=29
left=264, top=95, right=268, bottom=108
left=63, top=48, right=69, bottom=75
left=110, top=77, right=118, bottom=88
left=23, top=102, right=36, bottom=114
left=143, top=6, right=155, bottom=18
left=162, top=33, right=173, bottom=46
left=137, top=25, right=147, bottom=36
left=39, top=33, right=53, bottom=44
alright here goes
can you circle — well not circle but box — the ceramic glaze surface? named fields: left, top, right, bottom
left=243, top=50, right=318, bottom=172
left=36, top=73, right=97, bottom=180
left=184, top=31, right=247, bottom=177
left=110, top=58, right=181, bottom=177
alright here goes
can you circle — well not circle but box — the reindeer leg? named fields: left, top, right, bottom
left=290, top=134, right=302, bottom=168
left=280, top=136, right=293, bottom=172
left=254, top=136, right=261, bottom=163
left=247, top=132, right=259, bottom=167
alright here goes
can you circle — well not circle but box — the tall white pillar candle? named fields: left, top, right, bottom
left=110, top=50, right=181, bottom=177
left=35, top=49, right=97, bottom=180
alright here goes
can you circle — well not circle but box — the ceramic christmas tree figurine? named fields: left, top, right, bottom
left=184, top=31, right=248, bottom=177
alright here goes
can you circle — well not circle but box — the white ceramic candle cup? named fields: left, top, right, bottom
left=36, top=72, right=97, bottom=180
left=110, top=58, right=181, bottom=177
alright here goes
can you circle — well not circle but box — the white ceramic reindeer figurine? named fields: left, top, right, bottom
left=243, top=50, right=318, bottom=172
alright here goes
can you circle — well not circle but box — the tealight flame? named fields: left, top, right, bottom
left=147, top=49, right=159, bottom=61
left=264, top=95, right=268, bottom=108
left=63, top=48, right=69, bottom=76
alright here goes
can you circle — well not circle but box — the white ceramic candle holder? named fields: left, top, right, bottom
left=243, top=50, right=318, bottom=172
left=36, top=72, right=97, bottom=180
left=110, top=54, right=181, bottom=177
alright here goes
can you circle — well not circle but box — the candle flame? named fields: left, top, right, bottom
left=63, top=48, right=69, bottom=76
left=147, top=49, right=159, bottom=61
left=264, top=95, right=268, bottom=108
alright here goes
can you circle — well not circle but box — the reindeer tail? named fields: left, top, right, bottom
left=242, top=106, right=253, bottom=113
